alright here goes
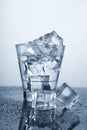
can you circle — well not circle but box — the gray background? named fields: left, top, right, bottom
left=0, top=0, right=87, bottom=87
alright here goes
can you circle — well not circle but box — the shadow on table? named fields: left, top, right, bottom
left=19, top=101, right=80, bottom=130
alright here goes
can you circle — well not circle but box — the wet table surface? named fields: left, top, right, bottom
left=0, top=87, right=87, bottom=130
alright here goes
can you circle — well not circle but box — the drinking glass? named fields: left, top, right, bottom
left=16, top=32, right=65, bottom=109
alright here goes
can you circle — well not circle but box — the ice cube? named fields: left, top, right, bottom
left=43, top=31, right=63, bottom=45
left=40, top=75, right=51, bottom=91
left=44, top=59, right=59, bottom=72
left=49, top=45, right=64, bottom=58
left=43, top=32, right=52, bottom=43
left=31, top=31, right=64, bottom=57
left=56, top=83, right=79, bottom=109
left=51, top=31, right=63, bottom=46
left=29, top=75, right=42, bottom=91
left=29, top=63, right=45, bottom=75
left=27, top=42, right=43, bottom=56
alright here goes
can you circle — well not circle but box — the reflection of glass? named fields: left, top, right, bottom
left=16, top=31, right=65, bottom=109
left=19, top=101, right=80, bottom=130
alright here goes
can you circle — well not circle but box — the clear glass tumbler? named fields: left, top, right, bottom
left=16, top=31, right=65, bottom=109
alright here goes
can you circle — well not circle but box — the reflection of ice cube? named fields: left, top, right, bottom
left=56, top=83, right=79, bottom=109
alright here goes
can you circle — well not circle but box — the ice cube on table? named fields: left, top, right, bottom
left=56, top=83, right=79, bottom=109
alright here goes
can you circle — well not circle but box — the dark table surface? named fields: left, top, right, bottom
left=0, top=87, right=87, bottom=130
